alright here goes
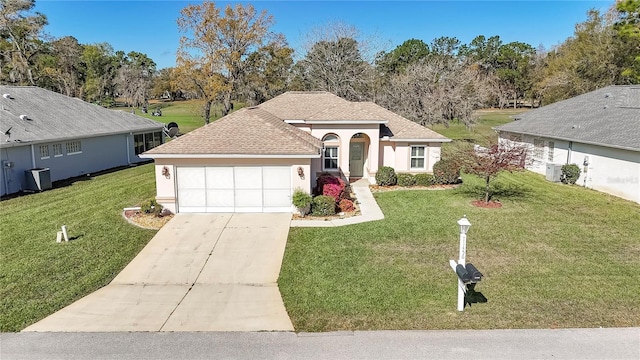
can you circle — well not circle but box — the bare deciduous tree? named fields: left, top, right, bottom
left=456, top=141, right=531, bottom=203
left=293, top=21, right=386, bottom=101
left=176, top=1, right=280, bottom=123
left=379, top=57, right=487, bottom=128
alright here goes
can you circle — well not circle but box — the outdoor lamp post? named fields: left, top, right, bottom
left=457, top=216, right=471, bottom=266
left=456, top=215, right=471, bottom=311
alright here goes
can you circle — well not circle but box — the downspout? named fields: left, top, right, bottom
left=126, top=133, right=132, bottom=165
left=30, top=144, right=36, bottom=168
left=3, top=167, right=9, bottom=194
left=567, top=141, right=572, bottom=164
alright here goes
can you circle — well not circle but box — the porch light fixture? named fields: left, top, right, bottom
left=162, top=166, right=170, bottom=179
left=297, top=166, right=305, bottom=179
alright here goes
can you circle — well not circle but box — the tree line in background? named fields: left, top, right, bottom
left=2, top=0, right=639, bottom=127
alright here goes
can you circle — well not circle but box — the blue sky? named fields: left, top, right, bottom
left=34, top=0, right=614, bottom=70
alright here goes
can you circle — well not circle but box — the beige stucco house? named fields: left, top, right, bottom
left=142, top=91, right=450, bottom=213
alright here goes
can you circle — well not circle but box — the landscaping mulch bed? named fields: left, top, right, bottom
left=369, top=184, right=458, bottom=193
left=123, top=210, right=174, bottom=230
left=471, top=200, right=503, bottom=208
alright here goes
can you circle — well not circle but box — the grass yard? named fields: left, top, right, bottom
left=119, top=99, right=205, bottom=134
left=279, top=171, right=640, bottom=331
left=430, top=108, right=528, bottom=147
left=0, top=164, right=157, bottom=332
left=121, top=99, right=246, bottom=134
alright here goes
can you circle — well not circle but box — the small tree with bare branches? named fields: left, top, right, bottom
left=457, top=141, right=531, bottom=203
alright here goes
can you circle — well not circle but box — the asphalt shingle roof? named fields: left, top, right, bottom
left=495, top=85, right=640, bottom=151
left=257, top=91, right=351, bottom=120
left=144, top=91, right=449, bottom=157
left=144, top=107, right=322, bottom=156
left=0, top=86, right=164, bottom=148
left=356, top=102, right=449, bottom=141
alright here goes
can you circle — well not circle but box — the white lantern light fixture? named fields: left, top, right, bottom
left=458, top=215, right=471, bottom=235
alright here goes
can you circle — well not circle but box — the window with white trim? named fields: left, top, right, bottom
left=39, top=145, right=49, bottom=159
left=322, top=134, right=340, bottom=170
left=410, top=146, right=426, bottom=169
left=547, top=141, right=554, bottom=162
left=53, top=143, right=63, bottom=157
left=323, top=146, right=339, bottom=170
left=533, top=139, right=544, bottom=159
left=66, top=141, right=82, bottom=154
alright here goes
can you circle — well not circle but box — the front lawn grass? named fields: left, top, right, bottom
left=430, top=108, right=527, bottom=147
left=279, top=171, right=640, bottom=331
left=0, top=164, right=157, bottom=332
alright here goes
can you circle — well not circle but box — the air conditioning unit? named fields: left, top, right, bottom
left=545, top=164, right=563, bottom=182
left=25, top=168, right=52, bottom=191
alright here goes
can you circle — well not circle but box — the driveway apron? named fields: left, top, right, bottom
left=23, top=213, right=294, bottom=332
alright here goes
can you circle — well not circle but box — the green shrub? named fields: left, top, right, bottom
left=375, top=166, right=397, bottom=186
left=396, top=173, right=416, bottom=187
left=433, top=159, right=461, bottom=185
left=414, top=173, right=436, bottom=186
left=140, top=198, right=163, bottom=216
left=311, top=195, right=336, bottom=216
left=292, top=188, right=313, bottom=209
left=561, top=164, right=581, bottom=185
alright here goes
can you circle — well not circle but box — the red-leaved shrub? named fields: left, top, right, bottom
left=338, top=199, right=355, bottom=212
left=316, top=173, right=345, bottom=197
left=323, top=183, right=343, bottom=202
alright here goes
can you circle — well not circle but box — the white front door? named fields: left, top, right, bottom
left=176, top=166, right=291, bottom=213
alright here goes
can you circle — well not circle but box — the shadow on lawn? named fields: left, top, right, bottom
left=465, top=283, right=488, bottom=308
left=456, top=180, right=535, bottom=202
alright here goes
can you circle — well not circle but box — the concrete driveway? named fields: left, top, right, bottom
left=23, top=213, right=294, bottom=332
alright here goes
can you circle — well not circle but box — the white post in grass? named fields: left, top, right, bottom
left=456, top=216, right=471, bottom=311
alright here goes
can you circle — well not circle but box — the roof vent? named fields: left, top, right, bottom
left=2, top=93, right=11, bottom=99
left=604, top=93, right=611, bottom=98
left=19, top=114, right=30, bottom=121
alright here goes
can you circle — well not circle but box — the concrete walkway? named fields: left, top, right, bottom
left=23, top=213, right=294, bottom=332
left=291, top=178, right=384, bottom=227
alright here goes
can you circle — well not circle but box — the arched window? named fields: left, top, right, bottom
left=322, top=134, right=340, bottom=170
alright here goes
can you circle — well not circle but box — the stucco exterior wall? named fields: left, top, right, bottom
left=307, top=124, right=380, bottom=180
left=152, top=157, right=313, bottom=213
left=500, top=132, right=640, bottom=204
left=380, top=141, right=396, bottom=168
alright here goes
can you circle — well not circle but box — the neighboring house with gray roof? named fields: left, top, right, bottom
left=495, top=85, right=640, bottom=204
left=142, top=91, right=450, bottom=214
left=0, top=86, right=165, bottom=196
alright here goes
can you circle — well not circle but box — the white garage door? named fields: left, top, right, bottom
left=176, top=166, right=292, bottom=213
